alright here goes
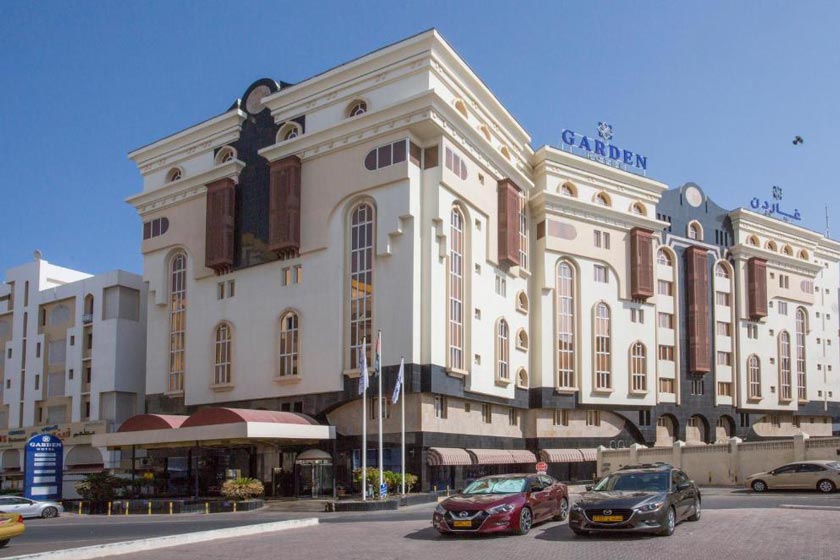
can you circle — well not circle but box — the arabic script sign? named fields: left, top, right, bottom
left=749, top=186, right=801, bottom=221
left=559, top=122, right=648, bottom=173
left=0, top=421, right=106, bottom=450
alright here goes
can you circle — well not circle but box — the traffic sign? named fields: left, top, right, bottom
left=379, top=482, right=388, bottom=498
left=536, top=461, right=548, bottom=473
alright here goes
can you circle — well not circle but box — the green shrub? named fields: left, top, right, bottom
left=220, top=477, right=264, bottom=500
left=75, top=472, right=126, bottom=501
left=352, top=468, right=418, bottom=493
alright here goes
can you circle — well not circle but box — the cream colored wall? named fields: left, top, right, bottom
left=526, top=408, right=623, bottom=439
left=326, top=394, right=421, bottom=436
left=419, top=394, right=523, bottom=438
left=752, top=414, right=833, bottom=437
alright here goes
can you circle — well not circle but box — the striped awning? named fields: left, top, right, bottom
left=539, top=448, right=598, bottom=463
left=467, top=449, right=516, bottom=465
left=508, top=450, right=537, bottom=464
left=427, top=447, right=473, bottom=466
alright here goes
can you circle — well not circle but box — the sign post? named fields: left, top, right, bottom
left=24, top=434, right=63, bottom=501
left=536, top=461, right=548, bottom=474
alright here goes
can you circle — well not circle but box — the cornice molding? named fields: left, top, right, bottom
left=126, top=160, right=244, bottom=215
left=729, top=245, right=823, bottom=275
left=534, top=190, right=667, bottom=232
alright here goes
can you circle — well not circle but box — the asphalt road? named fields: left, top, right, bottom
left=3, top=488, right=840, bottom=558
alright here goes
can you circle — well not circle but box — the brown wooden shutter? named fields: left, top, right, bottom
left=204, top=178, right=236, bottom=273
left=630, top=228, right=654, bottom=300
left=268, top=155, right=302, bottom=258
left=685, top=246, right=711, bottom=373
left=747, top=257, right=768, bottom=319
left=497, top=178, right=521, bottom=267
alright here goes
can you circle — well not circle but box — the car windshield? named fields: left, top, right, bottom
left=463, top=477, right=527, bottom=494
left=593, top=471, right=670, bottom=492
left=826, top=462, right=840, bottom=470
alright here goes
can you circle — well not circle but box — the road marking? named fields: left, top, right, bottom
left=3, top=517, right=319, bottom=560
left=780, top=504, right=840, bottom=511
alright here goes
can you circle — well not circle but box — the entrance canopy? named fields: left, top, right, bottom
left=539, top=448, right=598, bottom=463
left=93, top=407, right=334, bottom=450
left=426, top=448, right=537, bottom=466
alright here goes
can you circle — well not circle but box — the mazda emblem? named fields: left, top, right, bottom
left=603, top=509, right=612, bottom=516
left=458, top=511, right=469, bottom=518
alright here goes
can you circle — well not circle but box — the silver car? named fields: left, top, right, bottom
left=0, top=496, right=63, bottom=518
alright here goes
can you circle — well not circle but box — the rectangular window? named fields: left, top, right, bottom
left=434, top=395, right=448, bottom=419
left=658, top=312, right=674, bottom=329
left=717, top=351, right=732, bottom=366
left=778, top=301, right=788, bottom=315
left=227, top=280, right=235, bottom=298
left=631, top=309, right=644, bottom=324
left=593, top=230, right=610, bottom=249
left=716, top=321, right=731, bottom=337
left=740, top=413, right=749, bottom=427
left=495, top=275, right=507, bottom=297
left=585, top=410, right=601, bottom=427
left=718, top=382, right=732, bottom=396
left=658, top=345, right=675, bottom=361
left=519, top=194, right=528, bottom=269
left=594, top=230, right=601, bottom=247
left=68, top=369, right=74, bottom=380
left=715, top=291, right=731, bottom=306
left=70, top=335, right=75, bottom=346
left=34, top=375, right=40, bottom=390
left=482, top=403, right=492, bottom=424
left=657, top=280, right=673, bottom=296
left=508, top=407, right=517, bottom=426
left=639, top=410, right=651, bottom=426
left=746, top=324, right=758, bottom=339
left=36, top=342, right=41, bottom=358
left=553, top=409, right=569, bottom=426
left=594, top=265, right=608, bottom=283
left=217, top=282, right=225, bottom=300
left=770, top=415, right=781, bottom=428
left=690, top=377, right=705, bottom=396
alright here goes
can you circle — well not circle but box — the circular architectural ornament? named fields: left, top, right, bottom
left=245, top=85, right=271, bottom=114
left=685, top=185, right=703, bottom=207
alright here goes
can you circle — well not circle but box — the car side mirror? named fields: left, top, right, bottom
left=584, top=485, right=593, bottom=491
left=677, top=482, right=691, bottom=491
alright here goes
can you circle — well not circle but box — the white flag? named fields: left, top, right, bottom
left=391, top=357, right=404, bottom=404
left=358, top=339, right=370, bottom=395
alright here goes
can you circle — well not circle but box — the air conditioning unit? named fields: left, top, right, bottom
left=135, top=457, right=152, bottom=468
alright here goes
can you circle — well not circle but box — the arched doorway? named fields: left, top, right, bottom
left=655, top=415, right=677, bottom=447
left=686, top=415, right=708, bottom=444
left=295, top=449, right=333, bottom=498
left=715, top=416, right=735, bottom=442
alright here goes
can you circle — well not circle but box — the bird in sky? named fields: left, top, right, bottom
left=793, top=136, right=804, bottom=145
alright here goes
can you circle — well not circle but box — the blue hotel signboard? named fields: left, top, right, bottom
left=24, top=434, right=63, bottom=501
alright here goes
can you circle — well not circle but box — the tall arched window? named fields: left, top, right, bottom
left=748, top=354, right=761, bottom=399
left=657, top=249, right=672, bottom=266
left=796, top=308, right=807, bottom=400
left=349, top=203, right=374, bottom=369
left=279, top=311, right=299, bottom=377
left=496, top=319, right=509, bottom=381
left=214, top=323, right=232, bottom=385
left=168, top=253, right=187, bottom=392
left=688, top=221, right=702, bottom=241
left=449, top=206, right=465, bottom=370
left=556, top=261, right=575, bottom=389
left=715, top=263, right=730, bottom=279
left=519, top=194, right=528, bottom=269
left=779, top=331, right=792, bottom=401
left=594, top=303, right=611, bottom=389
left=630, top=342, right=647, bottom=392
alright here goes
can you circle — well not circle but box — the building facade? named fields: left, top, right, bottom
left=123, top=30, right=840, bottom=492
left=0, top=255, right=146, bottom=496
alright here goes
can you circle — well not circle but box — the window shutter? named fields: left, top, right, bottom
left=268, top=155, right=302, bottom=258
left=630, top=228, right=654, bottom=299
left=497, top=178, right=521, bottom=267
left=204, top=178, right=236, bottom=273
left=748, top=257, right=768, bottom=319
left=685, top=246, right=711, bottom=373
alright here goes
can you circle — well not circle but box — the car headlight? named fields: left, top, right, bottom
left=636, top=501, right=665, bottom=513
left=571, top=502, right=583, bottom=511
left=435, top=504, right=447, bottom=515
left=487, top=503, right=515, bottom=515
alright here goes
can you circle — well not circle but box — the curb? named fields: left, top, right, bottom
left=5, top=517, right=319, bottom=560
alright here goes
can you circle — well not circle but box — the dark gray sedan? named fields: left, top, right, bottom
left=569, top=464, right=701, bottom=537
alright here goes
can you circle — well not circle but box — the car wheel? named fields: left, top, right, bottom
left=687, top=498, right=701, bottom=521
left=514, top=507, right=533, bottom=535
left=658, top=506, right=676, bottom=537
left=0, top=539, right=9, bottom=548
left=553, top=497, right=569, bottom=521
left=817, top=479, right=836, bottom=494
left=751, top=480, right=768, bottom=493
left=41, top=506, right=59, bottom=519
left=570, top=527, right=588, bottom=536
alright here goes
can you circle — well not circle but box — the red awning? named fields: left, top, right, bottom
left=427, top=448, right=473, bottom=466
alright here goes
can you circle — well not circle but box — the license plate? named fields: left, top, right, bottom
left=592, top=515, right=623, bottom=522
left=452, top=520, right=472, bottom=528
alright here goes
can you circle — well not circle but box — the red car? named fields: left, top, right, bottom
left=433, top=473, right=569, bottom=536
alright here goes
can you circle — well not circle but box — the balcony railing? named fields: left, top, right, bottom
left=82, top=313, right=93, bottom=324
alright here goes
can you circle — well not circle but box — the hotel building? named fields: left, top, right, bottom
left=109, top=30, right=839, bottom=494
left=0, top=255, right=146, bottom=496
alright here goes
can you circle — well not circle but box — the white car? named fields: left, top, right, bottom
left=0, top=496, right=63, bottom=518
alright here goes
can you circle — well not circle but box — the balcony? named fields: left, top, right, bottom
left=82, top=313, right=93, bottom=324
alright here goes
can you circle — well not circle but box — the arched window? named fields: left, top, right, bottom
left=595, top=192, right=611, bottom=206
left=349, top=203, right=374, bottom=369
left=630, top=202, right=646, bottom=215
left=765, top=240, right=778, bottom=252
left=519, top=193, right=528, bottom=269
left=83, top=294, right=94, bottom=321
left=748, top=354, right=761, bottom=398
left=779, top=332, right=792, bottom=401
left=657, top=249, right=672, bottom=266
left=594, top=303, right=611, bottom=389
left=516, top=329, right=528, bottom=351
left=279, top=311, right=299, bottom=377
left=214, top=322, right=232, bottom=385
left=449, top=206, right=465, bottom=371
left=747, top=235, right=759, bottom=247
left=166, top=167, right=182, bottom=183
left=688, top=221, right=702, bottom=241
left=783, top=244, right=794, bottom=256
left=516, top=368, right=529, bottom=389
left=347, top=100, right=367, bottom=117
left=215, top=146, right=236, bottom=165
left=560, top=182, right=577, bottom=197
left=169, top=253, right=187, bottom=393
left=630, top=342, right=647, bottom=392
left=500, top=146, right=511, bottom=160
left=799, top=249, right=809, bottom=260
left=556, top=261, right=575, bottom=389
left=496, top=319, right=509, bottom=381
left=715, top=263, right=730, bottom=279
left=479, top=124, right=491, bottom=142
left=516, top=291, right=529, bottom=314
left=453, top=98, right=468, bottom=119
left=796, top=308, right=807, bottom=401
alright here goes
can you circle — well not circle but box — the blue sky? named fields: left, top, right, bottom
left=1, top=1, right=838, bottom=274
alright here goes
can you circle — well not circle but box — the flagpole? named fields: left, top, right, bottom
left=377, top=330, right=384, bottom=499
left=401, top=356, right=406, bottom=496
left=361, top=338, right=367, bottom=502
